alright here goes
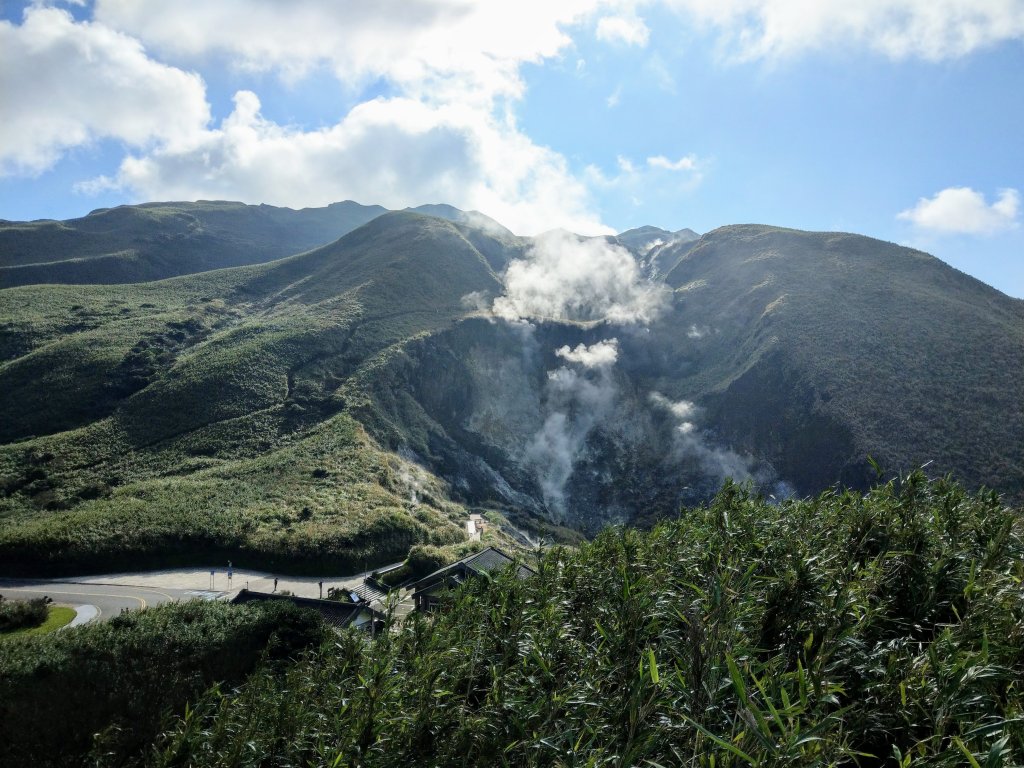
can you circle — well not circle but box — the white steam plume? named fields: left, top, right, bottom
left=526, top=338, right=620, bottom=515
left=493, top=230, right=669, bottom=324
left=649, top=392, right=754, bottom=483
left=555, top=339, right=619, bottom=368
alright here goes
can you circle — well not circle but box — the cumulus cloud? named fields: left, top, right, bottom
left=898, top=187, right=1020, bottom=235
left=5, top=1, right=633, bottom=233
left=93, top=0, right=610, bottom=105
left=0, top=6, right=209, bottom=176
left=555, top=339, right=620, bottom=368
left=665, top=0, right=1024, bottom=61
left=595, top=12, right=651, bottom=46
left=84, top=90, right=606, bottom=235
left=649, top=392, right=696, bottom=421
left=493, top=230, right=669, bottom=323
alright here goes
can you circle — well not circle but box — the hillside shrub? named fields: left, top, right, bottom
left=0, top=595, right=48, bottom=632
left=405, top=543, right=453, bottom=580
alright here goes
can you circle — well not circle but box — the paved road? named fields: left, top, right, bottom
left=61, top=563, right=404, bottom=599
left=0, top=580, right=220, bottom=624
left=0, top=561, right=405, bottom=627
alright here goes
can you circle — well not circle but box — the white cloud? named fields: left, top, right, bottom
left=898, top=187, right=1020, bottom=235
left=606, top=85, right=623, bottom=108
left=665, top=0, right=1024, bottom=61
left=86, top=90, right=605, bottom=235
left=93, top=0, right=613, bottom=105
left=0, top=6, right=209, bottom=176
left=17, top=0, right=643, bottom=234
left=493, top=230, right=669, bottom=323
left=595, top=12, right=651, bottom=46
left=647, top=154, right=698, bottom=172
left=585, top=153, right=704, bottom=202
left=555, top=339, right=620, bottom=367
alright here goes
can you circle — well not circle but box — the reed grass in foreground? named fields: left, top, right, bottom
left=146, top=472, right=1023, bottom=767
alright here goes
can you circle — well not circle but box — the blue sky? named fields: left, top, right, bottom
left=1, top=0, right=1022, bottom=296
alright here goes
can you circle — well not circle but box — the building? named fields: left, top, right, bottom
left=410, top=547, right=535, bottom=612
left=466, top=513, right=486, bottom=541
left=231, top=589, right=382, bottom=632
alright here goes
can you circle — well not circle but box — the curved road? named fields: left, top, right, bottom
left=0, top=580, right=219, bottom=624
left=0, top=561, right=404, bottom=627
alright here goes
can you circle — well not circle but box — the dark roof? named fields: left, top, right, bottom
left=231, top=589, right=379, bottom=630
left=411, top=547, right=535, bottom=593
left=352, top=580, right=389, bottom=603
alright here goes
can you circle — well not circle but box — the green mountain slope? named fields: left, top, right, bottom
left=0, top=200, right=386, bottom=287
left=0, top=212, right=514, bottom=573
left=656, top=225, right=1024, bottom=495
left=0, top=206, right=1020, bottom=574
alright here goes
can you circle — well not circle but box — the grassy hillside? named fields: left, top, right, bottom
left=0, top=212, right=515, bottom=574
left=0, top=200, right=386, bottom=287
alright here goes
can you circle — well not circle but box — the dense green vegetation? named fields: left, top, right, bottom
left=0, top=595, right=48, bottom=632
left=0, top=600, right=327, bottom=767
left=129, top=474, right=1022, bottom=767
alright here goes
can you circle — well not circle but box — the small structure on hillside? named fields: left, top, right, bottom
left=410, top=546, right=535, bottom=612
left=466, top=513, right=485, bottom=541
left=231, top=589, right=382, bottom=632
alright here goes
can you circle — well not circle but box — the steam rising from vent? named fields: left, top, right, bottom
left=555, top=339, right=619, bottom=368
left=396, top=447, right=428, bottom=506
left=460, top=290, right=492, bottom=312
left=527, top=339, right=620, bottom=515
left=649, top=392, right=754, bottom=483
left=641, top=238, right=664, bottom=254
left=492, top=230, right=669, bottom=324
left=649, top=391, right=695, bottom=422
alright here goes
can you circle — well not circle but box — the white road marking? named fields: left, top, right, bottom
left=66, top=604, right=99, bottom=628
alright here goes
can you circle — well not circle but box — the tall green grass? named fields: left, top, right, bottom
left=146, top=473, right=1023, bottom=767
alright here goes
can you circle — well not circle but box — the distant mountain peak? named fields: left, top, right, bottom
left=405, top=204, right=512, bottom=237
left=615, top=225, right=700, bottom=255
